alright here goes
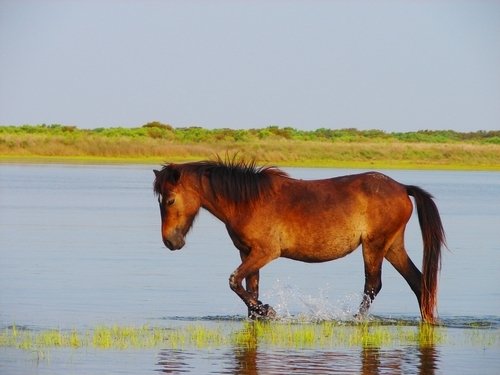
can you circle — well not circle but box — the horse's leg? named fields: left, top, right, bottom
left=358, top=239, right=385, bottom=318
left=245, top=271, right=261, bottom=318
left=239, top=251, right=260, bottom=318
left=385, top=240, right=423, bottom=312
left=229, top=250, right=277, bottom=319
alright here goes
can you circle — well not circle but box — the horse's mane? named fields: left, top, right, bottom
left=154, top=157, right=288, bottom=204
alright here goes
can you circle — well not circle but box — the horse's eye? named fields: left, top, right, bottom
left=166, top=198, right=175, bottom=206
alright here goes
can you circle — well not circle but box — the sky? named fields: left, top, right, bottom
left=1, top=1, right=499, bottom=132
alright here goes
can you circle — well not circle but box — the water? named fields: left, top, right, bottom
left=1, top=164, right=499, bottom=374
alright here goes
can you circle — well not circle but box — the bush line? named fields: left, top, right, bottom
left=1, top=123, right=499, bottom=169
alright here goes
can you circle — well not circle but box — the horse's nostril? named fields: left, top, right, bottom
left=164, top=239, right=174, bottom=249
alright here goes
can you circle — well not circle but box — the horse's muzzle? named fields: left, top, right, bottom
left=163, top=232, right=185, bottom=250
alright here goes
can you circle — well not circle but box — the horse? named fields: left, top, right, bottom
left=153, top=158, right=445, bottom=324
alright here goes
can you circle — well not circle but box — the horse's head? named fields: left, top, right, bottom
left=153, top=165, right=201, bottom=250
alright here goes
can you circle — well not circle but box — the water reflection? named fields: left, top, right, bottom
left=361, top=346, right=438, bottom=375
left=156, top=349, right=197, bottom=373
left=156, top=326, right=440, bottom=374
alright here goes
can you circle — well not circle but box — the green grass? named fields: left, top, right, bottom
left=233, top=321, right=447, bottom=349
left=1, top=124, right=499, bottom=170
left=2, top=321, right=498, bottom=351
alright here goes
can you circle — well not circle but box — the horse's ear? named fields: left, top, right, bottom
left=169, top=168, right=181, bottom=184
left=154, top=165, right=180, bottom=184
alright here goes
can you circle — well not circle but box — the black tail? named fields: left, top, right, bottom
left=406, top=185, right=446, bottom=324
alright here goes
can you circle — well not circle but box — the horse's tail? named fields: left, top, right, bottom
left=406, top=185, right=446, bottom=324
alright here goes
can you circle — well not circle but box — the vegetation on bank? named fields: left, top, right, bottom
left=1, top=123, right=499, bottom=169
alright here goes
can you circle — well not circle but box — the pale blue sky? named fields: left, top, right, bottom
left=1, top=0, right=499, bottom=132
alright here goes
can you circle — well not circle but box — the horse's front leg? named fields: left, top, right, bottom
left=230, top=251, right=277, bottom=319
left=245, top=271, right=260, bottom=318
left=240, top=251, right=262, bottom=318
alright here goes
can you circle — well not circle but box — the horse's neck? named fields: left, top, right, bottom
left=200, top=194, right=236, bottom=225
left=198, top=172, right=284, bottom=224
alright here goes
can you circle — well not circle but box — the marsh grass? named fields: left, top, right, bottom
left=1, top=125, right=499, bottom=170
left=2, top=321, right=497, bottom=352
left=232, top=321, right=448, bottom=349
left=0, top=326, right=82, bottom=350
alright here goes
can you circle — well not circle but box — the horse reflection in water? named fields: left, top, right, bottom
left=229, top=346, right=438, bottom=375
left=153, top=158, right=445, bottom=323
left=155, top=325, right=439, bottom=375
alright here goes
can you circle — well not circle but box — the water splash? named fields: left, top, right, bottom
left=264, top=279, right=363, bottom=322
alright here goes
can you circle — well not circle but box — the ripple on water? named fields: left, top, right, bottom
left=157, top=314, right=500, bottom=330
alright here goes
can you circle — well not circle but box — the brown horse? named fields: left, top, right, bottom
left=153, top=158, right=445, bottom=324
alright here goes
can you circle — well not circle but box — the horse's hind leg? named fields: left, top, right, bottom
left=385, top=240, right=423, bottom=312
left=358, top=239, right=385, bottom=318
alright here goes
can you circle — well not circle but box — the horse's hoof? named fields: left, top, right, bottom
left=261, top=304, right=277, bottom=319
left=354, top=310, right=372, bottom=322
left=353, top=313, right=364, bottom=321
left=249, top=303, right=277, bottom=320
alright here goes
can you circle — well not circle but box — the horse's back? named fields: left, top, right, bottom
left=281, top=171, right=409, bottom=212
left=317, top=171, right=413, bottom=233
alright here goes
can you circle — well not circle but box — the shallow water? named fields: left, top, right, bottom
left=1, top=164, right=499, bottom=374
left=1, top=318, right=498, bottom=375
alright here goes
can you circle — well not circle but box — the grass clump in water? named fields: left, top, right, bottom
left=92, top=325, right=172, bottom=349
left=233, top=320, right=447, bottom=349
left=2, top=320, right=498, bottom=351
left=0, top=325, right=83, bottom=350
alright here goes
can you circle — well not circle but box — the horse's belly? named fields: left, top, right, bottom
left=280, top=235, right=360, bottom=263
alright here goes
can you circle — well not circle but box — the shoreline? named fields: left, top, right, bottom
left=1, top=154, right=499, bottom=171
left=1, top=125, right=499, bottom=171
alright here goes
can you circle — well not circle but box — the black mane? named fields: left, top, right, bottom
left=154, top=158, right=288, bottom=203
